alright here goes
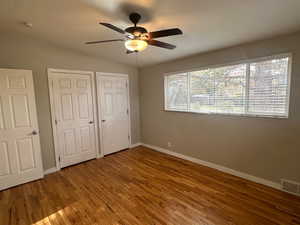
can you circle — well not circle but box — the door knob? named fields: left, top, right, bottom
left=89, top=121, right=94, bottom=124
left=31, top=130, right=38, bottom=135
left=101, top=120, right=106, bottom=122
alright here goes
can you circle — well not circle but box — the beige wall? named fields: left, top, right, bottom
left=1, top=30, right=299, bottom=184
left=140, top=32, right=300, bottom=184
left=0, top=32, right=140, bottom=170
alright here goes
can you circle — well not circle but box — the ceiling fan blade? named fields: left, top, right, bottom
left=148, top=28, right=183, bottom=39
left=99, top=23, right=125, bottom=34
left=147, top=40, right=176, bottom=49
left=85, top=39, right=124, bottom=44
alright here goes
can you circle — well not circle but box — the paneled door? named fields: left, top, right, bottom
left=97, top=73, right=130, bottom=155
left=0, top=69, right=43, bottom=191
left=48, top=69, right=97, bottom=168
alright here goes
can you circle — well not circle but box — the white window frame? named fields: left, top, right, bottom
left=164, top=53, right=292, bottom=119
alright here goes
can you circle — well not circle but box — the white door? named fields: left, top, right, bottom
left=49, top=70, right=97, bottom=168
left=97, top=73, right=130, bottom=155
left=0, top=69, right=43, bottom=191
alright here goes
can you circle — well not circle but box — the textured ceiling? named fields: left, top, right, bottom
left=1, top=0, right=300, bottom=67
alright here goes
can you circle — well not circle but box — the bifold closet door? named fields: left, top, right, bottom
left=0, top=69, right=43, bottom=191
left=49, top=70, right=97, bottom=168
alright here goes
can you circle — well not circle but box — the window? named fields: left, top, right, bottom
left=165, top=73, right=188, bottom=111
left=165, top=54, right=291, bottom=118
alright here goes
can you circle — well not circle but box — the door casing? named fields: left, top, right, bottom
left=48, top=68, right=100, bottom=171
left=96, top=72, right=131, bottom=157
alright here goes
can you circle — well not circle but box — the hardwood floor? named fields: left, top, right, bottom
left=1, top=146, right=300, bottom=225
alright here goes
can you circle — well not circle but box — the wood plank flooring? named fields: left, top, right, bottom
left=1, top=146, right=300, bottom=225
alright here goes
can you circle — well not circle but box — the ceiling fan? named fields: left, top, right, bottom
left=85, top=12, right=183, bottom=54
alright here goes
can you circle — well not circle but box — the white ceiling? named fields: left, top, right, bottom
left=1, top=0, right=300, bottom=67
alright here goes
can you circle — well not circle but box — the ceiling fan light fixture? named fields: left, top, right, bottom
left=125, top=39, right=148, bottom=52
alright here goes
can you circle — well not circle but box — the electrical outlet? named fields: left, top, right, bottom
left=281, top=179, right=300, bottom=195
left=167, top=142, right=172, bottom=148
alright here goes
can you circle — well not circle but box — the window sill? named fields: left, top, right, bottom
left=164, top=109, right=289, bottom=120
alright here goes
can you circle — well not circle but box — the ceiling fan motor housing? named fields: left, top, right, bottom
left=125, top=26, right=148, bottom=36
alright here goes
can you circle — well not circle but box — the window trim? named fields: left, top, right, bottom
left=164, top=53, right=292, bottom=119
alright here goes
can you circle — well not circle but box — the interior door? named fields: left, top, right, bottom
left=97, top=74, right=130, bottom=155
left=0, top=69, right=43, bottom=191
left=50, top=71, right=97, bottom=168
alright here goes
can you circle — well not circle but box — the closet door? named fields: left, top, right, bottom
left=49, top=70, right=97, bottom=168
left=97, top=73, right=130, bottom=155
left=0, top=69, right=43, bottom=191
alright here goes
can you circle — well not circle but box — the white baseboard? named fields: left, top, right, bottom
left=44, top=167, right=58, bottom=175
left=130, top=142, right=142, bottom=148
left=43, top=143, right=285, bottom=193
left=141, top=143, right=282, bottom=191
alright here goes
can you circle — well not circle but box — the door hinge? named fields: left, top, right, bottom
left=55, top=119, right=58, bottom=125
left=126, top=82, right=128, bottom=88
left=58, top=156, right=61, bottom=162
left=128, top=135, right=130, bottom=140
left=126, top=109, right=129, bottom=115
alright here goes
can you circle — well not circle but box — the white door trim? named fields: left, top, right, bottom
left=96, top=72, right=131, bottom=157
left=48, top=68, right=100, bottom=171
